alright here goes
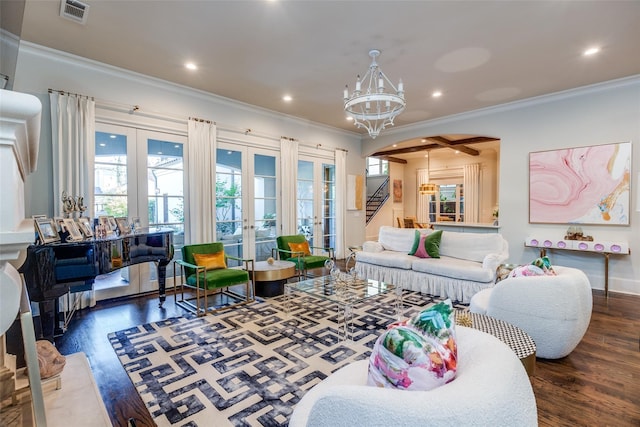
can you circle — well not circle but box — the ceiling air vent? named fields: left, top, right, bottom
left=59, top=0, right=90, bottom=25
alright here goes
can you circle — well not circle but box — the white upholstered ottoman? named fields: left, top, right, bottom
left=469, top=265, right=592, bottom=359
left=289, top=327, right=537, bottom=427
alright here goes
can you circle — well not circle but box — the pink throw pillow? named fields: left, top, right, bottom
left=413, top=234, right=431, bottom=258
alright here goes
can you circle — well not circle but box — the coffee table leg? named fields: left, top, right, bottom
left=335, top=303, right=354, bottom=342
left=394, top=286, right=404, bottom=321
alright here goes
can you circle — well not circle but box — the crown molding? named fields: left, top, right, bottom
left=371, top=75, right=640, bottom=140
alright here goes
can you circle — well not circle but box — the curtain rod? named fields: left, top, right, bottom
left=53, top=90, right=346, bottom=154
left=189, top=116, right=215, bottom=125
left=48, top=88, right=94, bottom=101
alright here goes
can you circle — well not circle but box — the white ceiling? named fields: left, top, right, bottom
left=19, top=0, right=640, bottom=141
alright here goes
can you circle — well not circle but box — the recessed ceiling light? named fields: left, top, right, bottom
left=346, top=116, right=353, bottom=121
left=583, top=47, right=600, bottom=56
left=99, top=143, right=106, bottom=147
left=109, top=134, right=116, bottom=139
left=185, top=62, right=198, bottom=70
left=424, top=154, right=428, bottom=158
left=455, top=150, right=460, bottom=154
left=392, top=144, right=398, bottom=147
left=421, top=139, right=427, bottom=143
left=283, top=95, right=292, bottom=102
left=174, top=145, right=179, bottom=148
left=432, top=91, right=443, bottom=98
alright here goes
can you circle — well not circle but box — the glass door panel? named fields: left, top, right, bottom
left=216, top=148, right=244, bottom=262
left=94, top=125, right=186, bottom=300
left=253, top=153, right=277, bottom=261
left=94, top=125, right=138, bottom=299
left=297, top=159, right=336, bottom=251
left=297, top=160, right=315, bottom=243
left=322, top=163, right=336, bottom=250
left=144, top=135, right=185, bottom=283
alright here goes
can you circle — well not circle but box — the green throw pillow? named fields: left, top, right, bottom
left=409, top=230, right=442, bottom=258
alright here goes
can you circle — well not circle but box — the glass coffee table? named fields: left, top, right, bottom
left=284, top=275, right=402, bottom=340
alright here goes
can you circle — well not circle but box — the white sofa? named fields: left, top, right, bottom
left=289, top=326, right=538, bottom=427
left=355, top=226, right=509, bottom=303
left=469, top=265, right=593, bottom=359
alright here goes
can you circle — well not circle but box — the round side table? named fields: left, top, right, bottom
left=457, top=311, right=537, bottom=376
left=253, top=260, right=296, bottom=297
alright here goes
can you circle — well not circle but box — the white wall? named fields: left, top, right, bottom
left=12, top=42, right=368, bottom=252
left=365, top=77, right=640, bottom=296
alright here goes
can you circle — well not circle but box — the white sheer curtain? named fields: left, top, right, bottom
left=464, top=163, right=480, bottom=223
left=280, top=138, right=298, bottom=235
left=187, top=119, right=217, bottom=244
left=416, top=168, right=430, bottom=224
left=334, top=149, right=347, bottom=259
left=50, top=91, right=95, bottom=216
left=50, top=91, right=96, bottom=309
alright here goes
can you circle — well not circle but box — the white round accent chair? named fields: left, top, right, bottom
left=289, top=326, right=537, bottom=427
left=469, top=265, right=592, bottom=359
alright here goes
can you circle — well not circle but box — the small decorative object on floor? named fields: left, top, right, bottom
left=28, top=340, right=66, bottom=379
left=267, top=257, right=275, bottom=265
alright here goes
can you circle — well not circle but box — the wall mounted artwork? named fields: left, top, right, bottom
left=529, top=141, right=631, bottom=225
left=393, top=179, right=403, bottom=203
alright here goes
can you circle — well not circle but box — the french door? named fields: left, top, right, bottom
left=215, top=142, right=279, bottom=262
left=93, top=123, right=186, bottom=300
left=297, top=158, right=336, bottom=251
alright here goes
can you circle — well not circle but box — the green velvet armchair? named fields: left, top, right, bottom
left=173, top=242, right=255, bottom=316
left=273, top=235, right=334, bottom=279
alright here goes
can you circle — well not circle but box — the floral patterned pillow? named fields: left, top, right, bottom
left=367, top=300, right=457, bottom=390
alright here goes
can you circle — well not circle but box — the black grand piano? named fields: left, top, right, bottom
left=19, top=229, right=173, bottom=341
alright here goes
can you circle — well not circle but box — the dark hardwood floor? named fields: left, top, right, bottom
left=55, top=282, right=640, bottom=427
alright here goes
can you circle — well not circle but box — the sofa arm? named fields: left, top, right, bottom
left=362, top=241, right=384, bottom=253
left=482, top=252, right=508, bottom=273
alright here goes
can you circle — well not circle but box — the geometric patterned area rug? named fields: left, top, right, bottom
left=108, top=291, right=467, bottom=427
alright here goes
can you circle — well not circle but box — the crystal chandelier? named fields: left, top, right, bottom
left=343, top=49, right=406, bottom=139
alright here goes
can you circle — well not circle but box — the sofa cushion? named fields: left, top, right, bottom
left=356, top=250, right=414, bottom=270
left=439, top=232, right=506, bottom=263
left=412, top=256, right=495, bottom=282
left=378, top=226, right=431, bottom=253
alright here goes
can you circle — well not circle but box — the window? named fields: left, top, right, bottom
left=366, top=157, right=388, bottom=176
left=429, top=184, right=464, bottom=222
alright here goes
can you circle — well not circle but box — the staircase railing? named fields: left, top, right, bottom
left=366, top=176, right=389, bottom=223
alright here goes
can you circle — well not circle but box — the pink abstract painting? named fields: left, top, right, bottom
left=529, top=142, right=631, bottom=224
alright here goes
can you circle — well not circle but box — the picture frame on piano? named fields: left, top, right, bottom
left=99, top=216, right=116, bottom=235
left=131, top=216, right=141, bottom=232
left=107, top=216, right=118, bottom=233
left=77, top=217, right=93, bottom=238
left=34, top=217, right=61, bottom=244
left=55, top=217, right=66, bottom=232
left=116, top=217, right=130, bottom=235
left=63, top=218, right=84, bottom=241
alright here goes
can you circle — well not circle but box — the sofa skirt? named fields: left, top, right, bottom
left=354, top=262, right=493, bottom=304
